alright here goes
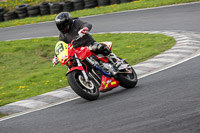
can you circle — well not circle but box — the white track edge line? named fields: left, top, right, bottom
left=0, top=97, right=80, bottom=122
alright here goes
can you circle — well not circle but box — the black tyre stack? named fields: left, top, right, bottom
left=40, top=2, right=50, bottom=15
left=27, top=5, right=40, bottom=17
left=72, top=0, right=84, bottom=11
left=15, top=4, right=29, bottom=19
left=50, top=3, right=63, bottom=14
left=4, top=11, right=17, bottom=21
left=120, top=0, right=131, bottom=3
left=84, top=0, right=98, bottom=9
left=0, top=0, right=135, bottom=23
left=110, top=0, right=120, bottom=4
left=62, top=1, right=74, bottom=12
left=97, top=0, right=110, bottom=6
left=0, top=7, right=6, bottom=22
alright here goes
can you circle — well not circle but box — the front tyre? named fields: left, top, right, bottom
left=67, top=70, right=99, bottom=101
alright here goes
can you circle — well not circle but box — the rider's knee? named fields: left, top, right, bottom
left=89, top=42, right=111, bottom=56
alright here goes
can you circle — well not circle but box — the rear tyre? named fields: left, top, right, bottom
left=72, top=0, right=84, bottom=11
left=27, top=5, right=40, bottom=17
left=97, top=0, right=110, bottom=6
left=62, top=1, right=74, bottom=12
left=4, top=11, right=17, bottom=21
left=40, top=2, right=50, bottom=15
left=120, top=0, right=131, bottom=3
left=18, top=13, right=28, bottom=18
left=117, top=61, right=138, bottom=88
left=67, top=70, right=99, bottom=101
left=50, top=3, right=62, bottom=14
left=0, top=7, right=4, bottom=12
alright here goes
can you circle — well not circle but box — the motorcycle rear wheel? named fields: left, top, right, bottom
left=117, top=62, right=138, bottom=88
left=67, top=70, right=99, bottom=101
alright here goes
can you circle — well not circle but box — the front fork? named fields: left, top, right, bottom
left=74, top=54, right=89, bottom=82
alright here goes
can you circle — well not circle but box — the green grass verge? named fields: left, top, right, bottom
left=0, top=0, right=199, bottom=28
left=0, top=33, right=176, bottom=106
left=0, top=112, right=8, bottom=118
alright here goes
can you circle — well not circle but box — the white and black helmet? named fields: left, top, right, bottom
left=55, top=12, right=73, bottom=33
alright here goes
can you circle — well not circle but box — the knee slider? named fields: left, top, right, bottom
left=89, top=42, right=98, bottom=51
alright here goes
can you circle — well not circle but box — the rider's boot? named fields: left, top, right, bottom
left=107, top=53, right=123, bottom=69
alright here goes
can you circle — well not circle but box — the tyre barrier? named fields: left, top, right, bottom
left=15, top=4, right=29, bottom=19
left=0, top=7, right=4, bottom=12
left=4, top=11, right=17, bottom=21
left=97, top=0, right=110, bottom=6
left=50, top=3, right=63, bottom=14
left=0, top=15, right=3, bottom=22
left=62, top=1, right=74, bottom=12
left=84, top=0, right=98, bottom=9
left=27, top=5, right=40, bottom=17
left=40, top=2, right=50, bottom=16
left=0, top=0, right=137, bottom=23
left=120, top=0, right=131, bottom=3
left=72, top=0, right=84, bottom=11
left=110, top=0, right=120, bottom=4
left=0, top=8, right=6, bottom=22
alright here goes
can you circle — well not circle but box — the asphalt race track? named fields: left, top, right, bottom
left=0, top=2, right=200, bottom=133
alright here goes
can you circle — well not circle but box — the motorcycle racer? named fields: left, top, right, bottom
left=52, top=12, right=122, bottom=72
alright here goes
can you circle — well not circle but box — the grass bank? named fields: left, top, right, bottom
left=0, top=0, right=199, bottom=28
left=0, top=112, right=7, bottom=118
left=0, top=33, right=176, bottom=106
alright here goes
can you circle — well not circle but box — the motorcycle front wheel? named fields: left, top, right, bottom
left=67, top=70, right=99, bottom=101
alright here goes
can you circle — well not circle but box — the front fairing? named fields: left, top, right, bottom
left=55, top=41, right=75, bottom=64
left=75, top=46, right=93, bottom=60
left=99, top=75, right=119, bottom=92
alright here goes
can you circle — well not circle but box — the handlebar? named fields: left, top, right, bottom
left=70, top=33, right=88, bottom=44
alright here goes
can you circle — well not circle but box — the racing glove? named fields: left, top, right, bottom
left=78, top=27, right=89, bottom=37
left=52, top=56, right=59, bottom=66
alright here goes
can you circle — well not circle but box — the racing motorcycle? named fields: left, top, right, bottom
left=54, top=34, right=138, bottom=101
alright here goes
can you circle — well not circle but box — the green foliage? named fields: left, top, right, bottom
left=0, top=33, right=175, bottom=106
left=0, top=112, right=8, bottom=118
left=0, top=0, right=199, bottom=28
